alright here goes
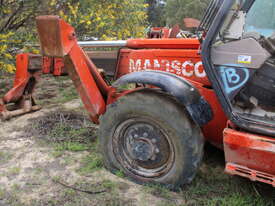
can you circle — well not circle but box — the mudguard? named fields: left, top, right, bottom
left=113, top=70, right=213, bottom=126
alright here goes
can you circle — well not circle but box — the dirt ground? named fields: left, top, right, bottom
left=0, top=75, right=274, bottom=206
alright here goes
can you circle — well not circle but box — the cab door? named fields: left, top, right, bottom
left=201, top=0, right=275, bottom=136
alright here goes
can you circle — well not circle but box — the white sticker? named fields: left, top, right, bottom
left=238, top=55, right=252, bottom=64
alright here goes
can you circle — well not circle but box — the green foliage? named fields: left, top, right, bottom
left=49, top=0, right=148, bottom=40
left=0, top=0, right=44, bottom=33
left=0, top=32, right=16, bottom=72
left=143, top=183, right=171, bottom=199
left=146, top=0, right=166, bottom=27
left=78, top=153, right=104, bottom=174
left=7, top=167, right=21, bottom=176
left=0, top=151, right=13, bottom=164
left=165, top=0, right=210, bottom=27
left=115, top=170, right=125, bottom=178
left=0, top=0, right=148, bottom=73
left=0, top=0, right=44, bottom=73
left=54, top=142, right=89, bottom=152
left=0, top=187, right=5, bottom=200
left=47, top=121, right=95, bottom=152
left=145, top=0, right=211, bottom=28
left=205, top=193, right=268, bottom=206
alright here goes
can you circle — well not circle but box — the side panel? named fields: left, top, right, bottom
left=115, top=49, right=211, bottom=86
left=224, top=128, right=275, bottom=178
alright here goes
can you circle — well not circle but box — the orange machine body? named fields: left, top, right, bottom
left=2, top=16, right=274, bottom=187
left=31, top=16, right=275, bottom=187
left=115, top=41, right=227, bottom=148
left=113, top=39, right=275, bottom=184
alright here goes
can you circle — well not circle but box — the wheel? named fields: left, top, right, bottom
left=99, top=89, right=204, bottom=189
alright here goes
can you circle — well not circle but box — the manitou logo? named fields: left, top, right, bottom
left=129, top=59, right=206, bottom=78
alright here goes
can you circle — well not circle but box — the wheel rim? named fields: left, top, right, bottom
left=112, top=118, right=175, bottom=178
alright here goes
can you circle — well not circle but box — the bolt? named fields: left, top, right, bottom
left=155, top=148, right=160, bottom=154
left=134, top=134, right=139, bottom=138
left=152, top=138, right=157, bottom=144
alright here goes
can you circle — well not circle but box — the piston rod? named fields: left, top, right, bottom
left=78, top=40, right=127, bottom=48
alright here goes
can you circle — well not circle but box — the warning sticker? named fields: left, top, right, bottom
left=238, top=55, right=252, bottom=64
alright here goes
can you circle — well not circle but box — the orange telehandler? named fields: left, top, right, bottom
left=1, top=0, right=275, bottom=189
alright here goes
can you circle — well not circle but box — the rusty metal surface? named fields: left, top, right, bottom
left=28, top=54, right=43, bottom=70
left=112, top=117, right=175, bottom=178
left=42, top=56, right=53, bottom=74
left=224, top=128, right=275, bottom=175
left=1, top=53, right=42, bottom=120
left=36, top=16, right=77, bottom=57
left=40, top=51, right=118, bottom=76
left=183, top=18, right=201, bottom=29
left=86, top=51, right=118, bottom=59
left=86, top=51, right=118, bottom=76
left=0, top=50, right=117, bottom=121
left=3, top=53, right=30, bottom=103
left=37, top=16, right=110, bottom=123
left=225, top=163, right=275, bottom=187
left=36, top=16, right=64, bottom=57
left=169, top=24, right=181, bottom=38
left=53, top=58, right=66, bottom=76
left=65, top=45, right=107, bottom=123
left=0, top=96, right=41, bottom=121
left=147, top=27, right=170, bottom=38
left=2, top=16, right=275, bottom=188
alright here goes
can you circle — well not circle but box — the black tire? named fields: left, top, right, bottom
left=99, top=89, right=204, bottom=190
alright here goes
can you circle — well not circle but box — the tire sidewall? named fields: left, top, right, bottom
left=99, top=90, right=204, bottom=189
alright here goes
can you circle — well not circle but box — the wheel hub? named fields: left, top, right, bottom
left=128, top=136, right=159, bottom=161
left=130, top=138, right=152, bottom=161
left=113, top=118, right=175, bottom=178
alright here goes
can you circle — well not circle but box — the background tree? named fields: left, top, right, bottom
left=0, top=0, right=212, bottom=74
left=165, top=0, right=210, bottom=28
left=146, top=0, right=166, bottom=27
left=0, top=0, right=45, bottom=72
left=51, top=0, right=148, bottom=40
left=0, top=0, right=148, bottom=73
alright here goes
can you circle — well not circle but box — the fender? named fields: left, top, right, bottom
left=113, top=70, right=213, bottom=126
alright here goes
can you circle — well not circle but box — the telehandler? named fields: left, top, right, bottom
left=1, top=0, right=275, bottom=189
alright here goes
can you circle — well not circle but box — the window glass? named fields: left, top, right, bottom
left=245, top=0, right=275, bottom=37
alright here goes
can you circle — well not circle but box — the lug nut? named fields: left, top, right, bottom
left=143, top=132, right=148, bottom=138
left=155, top=148, right=160, bottom=154
left=152, top=138, right=157, bottom=143
left=134, top=134, right=139, bottom=138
